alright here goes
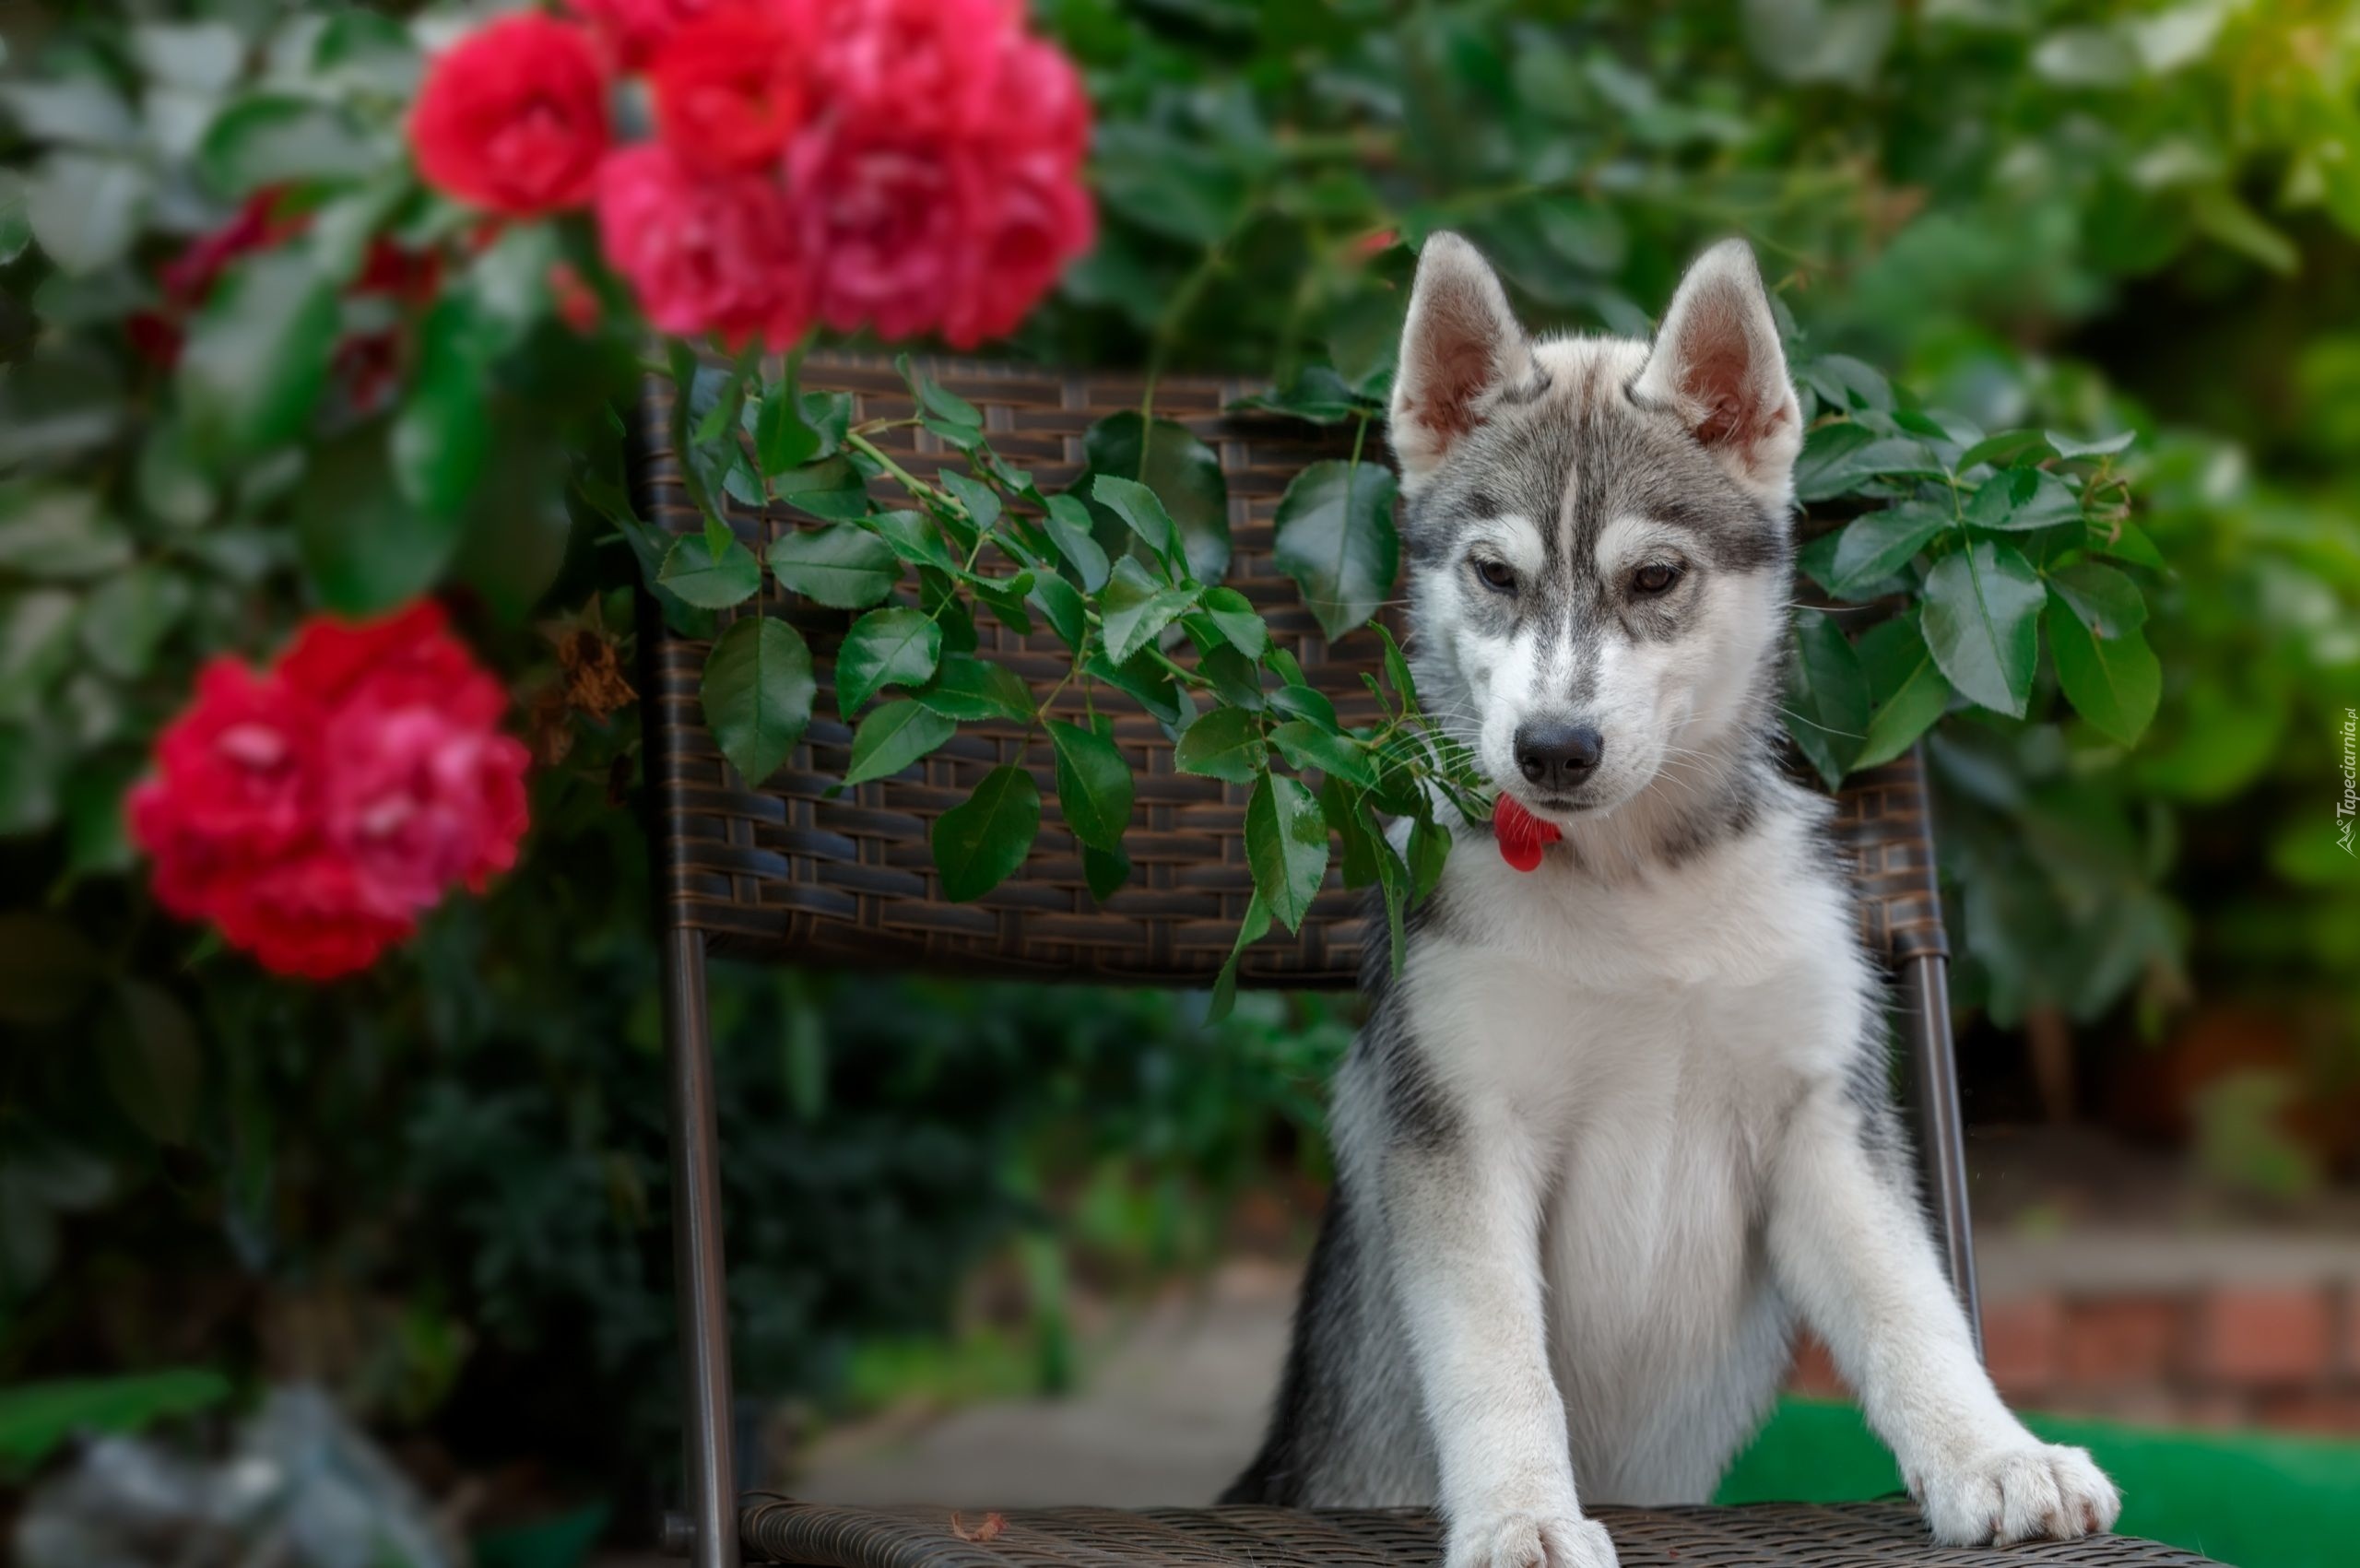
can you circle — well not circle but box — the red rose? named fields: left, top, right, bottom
left=596, top=145, right=810, bottom=349
left=939, top=143, right=1096, bottom=349
left=569, top=0, right=725, bottom=69
left=812, top=0, right=1015, bottom=139
left=784, top=2, right=1093, bottom=347
left=785, top=120, right=983, bottom=343
left=130, top=602, right=530, bottom=980
left=411, top=15, right=610, bottom=217
left=649, top=0, right=816, bottom=174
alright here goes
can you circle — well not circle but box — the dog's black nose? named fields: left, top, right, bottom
left=1514, top=721, right=1604, bottom=789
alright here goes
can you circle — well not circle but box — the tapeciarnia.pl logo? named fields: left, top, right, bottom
left=2339, top=707, right=2357, bottom=857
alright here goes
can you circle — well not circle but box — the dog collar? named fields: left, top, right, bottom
left=1493, top=796, right=1561, bottom=873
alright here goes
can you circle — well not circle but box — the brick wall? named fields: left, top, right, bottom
left=1789, top=1279, right=2360, bottom=1435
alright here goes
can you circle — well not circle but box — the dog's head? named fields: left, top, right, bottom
left=1390, top=234, right=1801, bottom=829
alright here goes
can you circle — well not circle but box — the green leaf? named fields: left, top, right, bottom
left=1957, top=430, right=2058, bottom=471
left=940, top=470, right=1003, bottom=534
left=659, top=532, right=763, bottom=610
left=98, top=981, right=200, bottom=1146
left=1854, top=611, right=1953, bottom=771
left=1227, top=365, right=1372, bottom=424
left=1206, top=890, right=1271, bottom=1024
left=843, top=700, right=956, bottom=786
left=1783, top=607, right=1869, bottom=789
left=1273, top=459, right=1401, bottom=640
left=1092, top=124, right=1247, bottom=246
left=2046, top=560, right=2147, bottom=638
left=914, top=654, right=1034, bottom=722
left=2047, top=599, right=2160, bottom=746
left=1090, top=473, right=1177, bottom=558
left=868, top=510, right=961, bottom=574
left=23, top=152, right=149, bottom=275
left=1084, top=651, right=1182, bottom=726
left=1043, top=493, right=1111, bottom=591
left=1366, top=803, right=1411, bottom=979
left=179, top=251, right=339, bottom=463
left=1827, top=503, right=1948, bottom=597
left=1246, top=772, right=1330, bottom=933
left=1198, top=643, right=1265, bottom=710
left=756, top=370, right=822, bottom=476
left=0, top=590, right=76, bottom=722
left=933, top=764, right=1041, bottom=901
left=1791, top=422, right=1880, bottom=502
left=1047, top=721, right=1132, bottom=852
left=1201, top=586, right=1269, bottom=658
left=390, top=297, right=495, bottom=521
left=1099, top=556, right=1198, bottom=665
left=1082, top=413, right=1231, bottom=584
left=1921, top=539, right=2046, bottom=717
left=1027, top=572, right=1086, bottom=653
left=0, top=1371, right=232, bottom=1471
left=1964, top=467, right=2081, bottom=533
left=1408, top=815, right=1451, bottom=900
left=835, top=606, right=941, bottom=715
left=2089, top=521, right=2166, bottom=572
left=0, top=79, right=137, bottom=149
left=81, top=566, right=189, bottom=680
left=296, top=434, right=462, bottom=615
left=1377, top=624, right=1419, bottom=714
left=900, top=356, right=983, bottom=427
left=1268, top=683, right=1339, bottom=731
left=0, top=170, right=30, bottom=266
left=701, top=617, right=815, bottom=785
left=769, top=525, right=898, bottom=608
left=2046, top=429, right=2135, bottom=461
left=0, top=488, right=131, bottom=579
left=773, top=454, right=872, bottom=521
left=1082, top=843, right=1131, bottom=902
left=1174, top=706, right=1263, bottom=784
left=1268, top=719, right=1378, bottom=788
left=196, top=96, right=381, bottom=198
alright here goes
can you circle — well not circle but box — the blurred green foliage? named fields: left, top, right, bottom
left=3, top=0, right=2358, bottom=1504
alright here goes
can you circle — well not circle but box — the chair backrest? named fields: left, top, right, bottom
left=631, top=353, right=1948, bottom=985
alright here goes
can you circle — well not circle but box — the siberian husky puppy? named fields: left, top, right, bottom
left=1224, top=236, right=2120, bottom=1565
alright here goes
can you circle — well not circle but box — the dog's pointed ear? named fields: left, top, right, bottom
left=1634, top=240, right=1801, bottom=505
left=1388, top=232, right=1535, bottom=489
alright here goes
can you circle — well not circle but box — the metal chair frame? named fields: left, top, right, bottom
left=630, top=356, right=1988, bottom=1568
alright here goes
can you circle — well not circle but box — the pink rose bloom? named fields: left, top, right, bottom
left=596, top=144, right=812, bottom=349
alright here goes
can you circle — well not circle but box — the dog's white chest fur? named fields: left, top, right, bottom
left=1401, top=808, right=1870, bottom=1503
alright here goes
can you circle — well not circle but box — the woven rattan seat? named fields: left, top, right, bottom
left=737, top=1497, right=2221, bottom=1567
left=630, top=356, right=2219, bottom=1568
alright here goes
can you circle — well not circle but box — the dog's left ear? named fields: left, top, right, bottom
left=1633, top=240, right=1801, bottom=507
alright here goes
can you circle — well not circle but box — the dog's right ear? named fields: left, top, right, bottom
left=1388, top=232, right=1534, bottom=489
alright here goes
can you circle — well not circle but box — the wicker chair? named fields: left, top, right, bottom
left=628, top=357, right=2218, bottom=1568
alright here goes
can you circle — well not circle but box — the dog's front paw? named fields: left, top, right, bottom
left=1444, top=1511, right=1617, bottom=1568
left=1916, top=1441, right=2121, bottom=1546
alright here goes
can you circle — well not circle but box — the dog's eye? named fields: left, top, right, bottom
left=1474, top=558, right=1518, bottom=594
left=1631, top=562, right=1682, bottom=595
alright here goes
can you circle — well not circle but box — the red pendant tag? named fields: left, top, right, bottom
left=1493, top=795, right=1561, bottom=873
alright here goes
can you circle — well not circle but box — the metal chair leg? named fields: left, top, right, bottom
left=1899, top=951, right=1982, bottom=1356
left=662, top=925, right=741, bottom=1568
